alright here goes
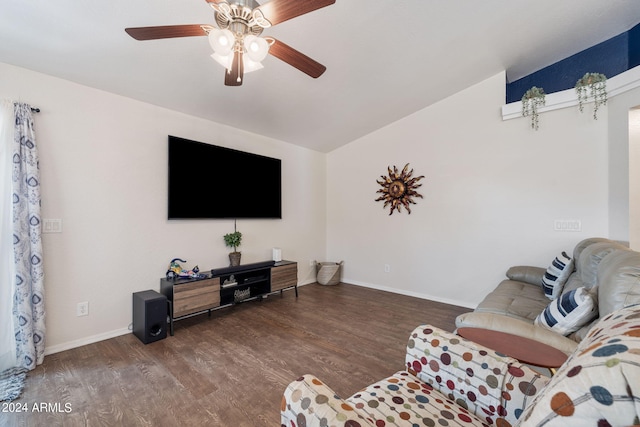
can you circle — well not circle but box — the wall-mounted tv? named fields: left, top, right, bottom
left=168, top=136, right=282, bottom=219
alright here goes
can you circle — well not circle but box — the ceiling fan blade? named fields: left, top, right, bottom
left=125, top=25, right=209, bottom=41
left=255, top=0, right=335, bottom=26
left=225, top=51, right=244, bottom=86
left=268, top=38, right=326, bottom=78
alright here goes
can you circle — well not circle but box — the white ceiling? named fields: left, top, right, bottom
left=1, top=0, right=639, bottom=152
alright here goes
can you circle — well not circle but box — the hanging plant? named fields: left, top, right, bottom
left=575, top=72, right=607, bottom=119
left=521, top=86, right=546, bottom=130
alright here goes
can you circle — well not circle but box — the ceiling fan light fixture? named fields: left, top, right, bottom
left=127, top=0, right=335, bottom=86
left=211, top=52, right=262, bottom=73
left=211, top=52, right=232, bottom=70
left=243, top=56, right=264, bottom=73
left=208, top=28, right=234, bottom=55
left=244, top=35, right=269, bottom=62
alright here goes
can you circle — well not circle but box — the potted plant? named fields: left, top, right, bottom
left=223, top=231, right=242, bottom=266
left=521, top=86, right=546, bottom=130
left=575, top=72, right=607, bottom=119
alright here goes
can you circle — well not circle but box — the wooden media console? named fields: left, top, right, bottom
left=160, top=260, right=297, bottom=335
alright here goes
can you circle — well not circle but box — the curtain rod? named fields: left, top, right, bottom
left=2, top=100, right=40, bottom=112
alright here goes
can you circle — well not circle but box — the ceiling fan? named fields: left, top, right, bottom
left=125, top=0, right=335, bottom=86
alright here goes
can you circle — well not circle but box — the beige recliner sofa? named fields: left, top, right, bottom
left=455, top=237, right=640, bottom=354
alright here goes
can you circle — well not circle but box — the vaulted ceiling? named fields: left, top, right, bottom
left=1, top=0, right=639, bottom=152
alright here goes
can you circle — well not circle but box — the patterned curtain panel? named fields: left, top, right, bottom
left=12, top=103, right=45, bottom=370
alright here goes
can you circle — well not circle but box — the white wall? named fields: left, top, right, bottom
left=628, top=107, right=640, bottom=249
left=0, top=62, right=326, bottom=353
left=608, top=86, right=640, bottom=248
left=326, top=72, right=616, bottom=308
left=3, top=61, right=638, bottom=354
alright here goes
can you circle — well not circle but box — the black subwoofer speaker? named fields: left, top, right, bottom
left=133, top=290, right=167, bottom=344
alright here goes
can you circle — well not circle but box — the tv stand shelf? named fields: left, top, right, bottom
left=160, top=260, right=297, bottom=335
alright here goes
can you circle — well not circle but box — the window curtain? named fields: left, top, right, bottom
left=0, top=101, right=45, bottom=372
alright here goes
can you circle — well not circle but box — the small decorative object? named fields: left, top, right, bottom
left=575, top=72, right=607, bottom=119
left=223, top=230, right=242, bottom=266
left=375, top=163, right=425, bottom=215
left=165, top=258, right=205, bottom=280
left=521, top=86, right=546, bottom=130
left=316, top=261, right=344, bottom=286
left=222, top=275, right=238, bottom=288
left=233, top=287, right=251, bottom=303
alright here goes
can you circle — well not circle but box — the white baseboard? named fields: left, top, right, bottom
left=45, top=327, right=131, bottom=356
left=44, top=280, right=317, bottom=356
left=341, top=278, right=477, bottom=310
left=44, top=280, right=462, bottom=356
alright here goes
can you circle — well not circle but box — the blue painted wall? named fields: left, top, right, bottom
left=506, top=23, right=640, bottom=103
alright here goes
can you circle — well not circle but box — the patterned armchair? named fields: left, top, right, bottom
left=281, top=304, right=640, bottom=427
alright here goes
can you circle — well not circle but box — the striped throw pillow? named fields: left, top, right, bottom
left=541, top=251, right=573, bottom=299
left=535, top=287, right=597, bottom=336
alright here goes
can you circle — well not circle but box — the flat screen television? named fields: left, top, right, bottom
left=168, top=136, right=282, bottom=219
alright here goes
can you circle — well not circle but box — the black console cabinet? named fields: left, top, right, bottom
left=160, top=260, right=297, bottom=335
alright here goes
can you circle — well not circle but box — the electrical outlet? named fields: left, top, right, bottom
left=77, top=301, right=89, bottom=317
left=309, top=260, right=315, bottom=266
left=384, top=264, right=391, bottom=273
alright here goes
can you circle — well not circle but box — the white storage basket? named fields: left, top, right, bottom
left=315, top=261, right=343, bottom=286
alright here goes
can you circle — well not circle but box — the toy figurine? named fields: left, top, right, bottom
left=166, top=258, right=205, bottom=280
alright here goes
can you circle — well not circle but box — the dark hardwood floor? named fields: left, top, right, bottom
left=5, top=283, right=470, bottom=427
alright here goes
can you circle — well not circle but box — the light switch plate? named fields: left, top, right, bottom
left=43, top=218, right=63, bottom=233
left=554, top=219, right=581, bottom=232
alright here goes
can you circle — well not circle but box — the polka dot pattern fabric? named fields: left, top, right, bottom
left=281, top=375, right=372, bottom=426
left=405, top=327, right=548, bottom=426
left=281, top=304, right=640, bottom=426
left=348, top=371, right=488, bottom=426
left=519, top=303, right=640, bottom=426
left=281, top=325, right=547, bottom=427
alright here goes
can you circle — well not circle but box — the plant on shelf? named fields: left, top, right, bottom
left=575, top=72, right=607, bottom=120
left=223, top=230, right=242, bottom=267
left=521, top=86, right=546, bottom=130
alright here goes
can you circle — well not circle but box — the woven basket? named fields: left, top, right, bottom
left=316, top=261, right=343, bottom=286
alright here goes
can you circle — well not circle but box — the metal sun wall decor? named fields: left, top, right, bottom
left=375, top=163, right=425, bottom=215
